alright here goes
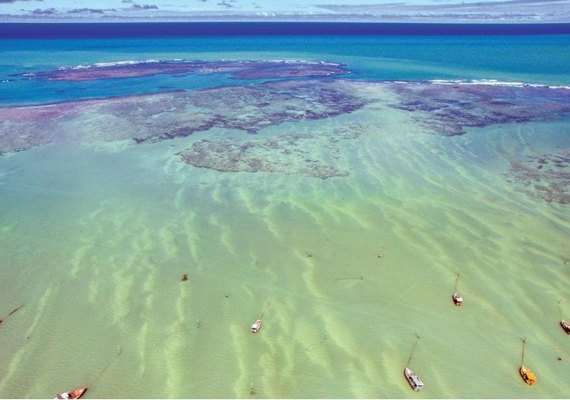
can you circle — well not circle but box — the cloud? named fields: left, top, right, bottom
left=0, top=0, right=43, bottom=3
left=130, top=4, right=159, bottom=10
left=31, top=7, right=56, bottom=15
left=217, top=1, right=235, bottom=8
left=68, top=8, right=107, bottom=14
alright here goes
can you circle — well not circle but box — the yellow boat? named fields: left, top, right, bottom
left=520, top=365, right=537, bottom=385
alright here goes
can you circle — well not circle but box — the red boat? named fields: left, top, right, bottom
left=55, top=387, right=87, bottom=399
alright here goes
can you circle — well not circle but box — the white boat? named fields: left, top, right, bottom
left=251, top=319, right=262, bottom=333
left=404, top=367, right=424, bottom=391
left=452, top=292, right=464, bottom=306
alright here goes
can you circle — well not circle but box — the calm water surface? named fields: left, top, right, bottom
left=0, top=24, right=569, bottom=398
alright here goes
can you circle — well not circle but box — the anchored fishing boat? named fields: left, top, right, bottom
left=560, top=319, right=570, bottom=334
left=519, top=337, right=537, bottom=385
left=55, top=387, right=87, bottom=399
left=403, top=334, right=424, bottom=391
left=451, top=272, right=464, bottom=306
left=520, top=365, right=537, bottom=385
left=404, top=367, right=424, bottom=391
left=452, top=292, right=463, bottom=306
left=251, top=319, right=262, bottom=333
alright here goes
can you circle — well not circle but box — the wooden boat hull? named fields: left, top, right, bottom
left=404, top=367, right=424, bottom=391
left=55, top=387, right=87, bottom=399
left=520, top=365, right=537, bottom=385
left=452, top=292, right=463, bottom=306
left=560, top=320, right=570, bottom=334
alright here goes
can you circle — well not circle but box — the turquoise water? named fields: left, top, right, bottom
left=2, top=34, right=570, bottom=105
left=0, top=29, right=569, bottom=398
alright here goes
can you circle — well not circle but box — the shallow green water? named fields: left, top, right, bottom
left=0, top=32, right=569, bottom=398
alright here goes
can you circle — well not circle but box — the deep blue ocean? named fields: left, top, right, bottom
left=2, top=22, right=570, bottom=38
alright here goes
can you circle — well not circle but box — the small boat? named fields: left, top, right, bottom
left=561, top=320, right=570, bottom=334
left=520, top=365, right=537, bottom=385
left=251, top=319, right=262, bottom=333
left=404, top=367, right=424, bottom=391
left=452, top=292, right=463, bottom=306
left=55, top=387, right=87, bottom=399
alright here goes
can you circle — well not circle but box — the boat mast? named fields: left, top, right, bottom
left=91, top=346, right=123, bottom=385
left=454, top=272, right=460, bottom=292
left=521, top=337, right=527, bottom=365
left=0, top=304, right=24, bottom=326
left=259, top=297, right=270, bottom=319
left=406, top=334, right=421, bottom=368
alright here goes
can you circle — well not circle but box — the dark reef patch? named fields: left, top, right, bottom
left=20, top=60, right=349, bottom=82
left=506, top=151, right=570, bottom=204
left=0, top=103, right=85, bottom=153
left=178, top=125, right=365, bottom=179
left=2, top=75, right=570, bottom=190
left=387, top=82, right=570, bottom=136
left=0, top=79, right=369, bottom=153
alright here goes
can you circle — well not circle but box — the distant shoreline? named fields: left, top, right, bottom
left=2, top=22, right=570, bottom=39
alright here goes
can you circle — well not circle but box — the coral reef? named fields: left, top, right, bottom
left=2, top=70, right=570, bottom=190
left=0, top=103, right=79, bottom=152
left=506, top=151, right=570, bottom=204
left=0, top=79, right=368, bottom=153
left=21, top=60, right=348, bottom=82
left=178, top=125, right=364, bottom=179
left=387, top=82, right=570, bottom=136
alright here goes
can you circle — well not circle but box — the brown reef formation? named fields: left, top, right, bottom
left=20, top=60, right=349, bottom=82
left=387, top=81, right=570, bottom=136
left=178, top=126, right=362, bottom=179
left=2, top=63, right=570, bottom=194
left=506, top=151, right=570, bottom=204
left=0, top=102, right=85, bottom=153
left=0, top=78, right=368, bottom=154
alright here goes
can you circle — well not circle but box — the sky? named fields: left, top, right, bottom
left=0, top=0, right=569, bottom=22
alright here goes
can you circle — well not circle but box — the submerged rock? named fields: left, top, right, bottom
left=20, top=59, right=349, bottom=82
left=0, top=78, right=369, bottom=153
left=506, top=151, right=570, bottom=204
left=2, top=70, right=570, bottom=198
left=386, top=81, right=570, bottom=136
left=177, top=127, right=358, bottom=179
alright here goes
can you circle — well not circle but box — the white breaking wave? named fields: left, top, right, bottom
left=427, top=78, right=570, bottom=90
left=54, top=58, right=344, bottom=71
